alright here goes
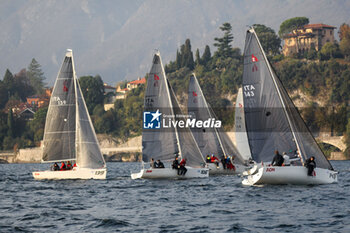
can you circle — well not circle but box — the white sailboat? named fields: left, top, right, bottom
left=33, top=49, right=107, bottom=180
left=131, top=52, right=209, bottom=179
left=234, top=87, right=252, bottom=161
left=241, top=28, right=337, bottom=185
left=187, top=73, right=247, bottom=175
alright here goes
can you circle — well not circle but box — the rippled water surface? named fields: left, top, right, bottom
left=0, top=161, right=349, bottom=232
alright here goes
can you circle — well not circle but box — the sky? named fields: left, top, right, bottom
left=0, top=0, right=349, bottom=86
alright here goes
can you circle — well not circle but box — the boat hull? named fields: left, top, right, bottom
left=242, top=165, right=338, bottom=185
left=208, top=163, right=246, bottom=175
left=32, top=168, right=107, bottom=180
left=131, top=167, right=209, bottom=179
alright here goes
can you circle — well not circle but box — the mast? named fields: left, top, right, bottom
left=192, top=73, right=227, bottom=157
left=158, top=52, right=183, bottom=159
left=70, top=49, right=79, bottom=164
left=250, top=28, right=304, bottom=164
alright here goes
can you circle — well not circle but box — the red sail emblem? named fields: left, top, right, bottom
left=251, top=54, right=258, bottom=62
left=192, top=91, right=197, bottom=97
left=154, top=74, right=160, bottom=80
left=63, top=80, right=68, bottom=92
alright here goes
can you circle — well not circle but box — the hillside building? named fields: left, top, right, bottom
left=282, top=24, right=336, bottom=56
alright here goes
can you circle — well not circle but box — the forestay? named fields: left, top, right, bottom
left=42, top=52, right=76, bottom=162
left=242, top=28, right=333, bottom=170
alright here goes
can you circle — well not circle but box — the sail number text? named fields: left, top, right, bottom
left=52, top=96, right=67, bottom=105
left=243, top=85, right=255, bottom=97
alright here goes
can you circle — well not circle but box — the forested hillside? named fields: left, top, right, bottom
left=1, top=19, right=350, bottom=158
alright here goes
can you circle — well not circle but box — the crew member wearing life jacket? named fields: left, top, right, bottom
left=211, top=154, right=219, bottom=168
left=179, top=158, right=187, bottom=175
left=60, top=162, right=66, bottom=171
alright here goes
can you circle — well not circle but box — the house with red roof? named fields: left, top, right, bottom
left=282, top=23, right=336, bottom=56
left=127, top=77, right=146, bottom=90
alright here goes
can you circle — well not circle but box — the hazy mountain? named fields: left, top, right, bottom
left=1, top=0, right=349, bottom=85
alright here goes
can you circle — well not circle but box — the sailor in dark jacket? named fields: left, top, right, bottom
left=172, top=156, right=180, bottom=174
left=305, top=156, right=316, bottom=176
left=271, top=150, right=284, bottom=166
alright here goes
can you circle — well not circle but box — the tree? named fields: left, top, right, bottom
left=201, top=45, right=211, bottom=67
left=319, top=42, right=341, bottom=60
left=7, top=110, right=14, bottom=137
left=182, top=39, right=194, bottom=69
left=195, top=48, right=201, bottom=66
left=253, top=24, right=281, bottom=55
left=175, top=49, right=181, bottom=69
left=278, top=17, right=309, bottom=37
left=0, top=80, right=8, bottom=109
left=339, top=23, right=350, bottom=59
left=3, top=69, right=15, bottom=97
left=214, top=22, right=234, bottom=58
left=27, top=58, right=46, bottom=94
left=79, top=75, right=105, bottom=113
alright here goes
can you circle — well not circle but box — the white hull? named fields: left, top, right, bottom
left=131, top=167, right=209, bottom=179
left=242, top=165, right=338, bottom=185
left=208, top=163, right=246, bottom=175
left=32, top=167, right=107, bottom=180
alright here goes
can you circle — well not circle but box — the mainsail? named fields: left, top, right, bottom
left=242, top=28, right=333, bottom=170
left=42, top=50, right=105, bottom=169
left=142, top=53, right=179, bottom=163
left=142, top=53, right=205, bottom=168
left=42, top=50, right=76, bottom=162
left=188, top=74, right=245, bottom=164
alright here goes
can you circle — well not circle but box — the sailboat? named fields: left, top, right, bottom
left=131, top=52, right=209, bottom=179
left=32, top=49, right=107, bottom=180
left=187, top=73, right=247, bottom=175
left=241, top=28, right=337, bottom=185
left=234, top=87, right=252, bottom=161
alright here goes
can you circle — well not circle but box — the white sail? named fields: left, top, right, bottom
left=234, top=88, right=252, bottom=161
left=74, top=69, right=106, bottom=169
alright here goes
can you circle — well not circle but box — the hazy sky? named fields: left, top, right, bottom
left=0, top=0, right=349, bottom=85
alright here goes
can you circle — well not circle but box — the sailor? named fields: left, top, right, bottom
left=305, top=156, right=316, bottom=176
left=157, top=160, right=165, bottom=168
left=51, top=163, right=59, bottom=171
left=282, top=152, right=290, bottom=166
left=66, top=161, right=72, bottom=170
left=271, top=150, right=284, bottom=166
left=206, top=155, right=211, bottom=163
left=60, top=162, right=66, bottom=171
left=221, top=155, right=227, bottom=169
left=211, top=154, right=219, bottom=168
left=179, top=158, right=187, bottom=175
left=172, top=156, right=180, bottom=174
left=150, top=158, right=156, bottom=168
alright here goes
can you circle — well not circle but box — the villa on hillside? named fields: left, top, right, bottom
left=26, top=88, right=52, bottom=109
left=282, top=24, right=336, bottom=56
left=104, top=77, right=146, bottom=111
left=115, top=77, right=146, bottom=100
left=127, top=77, right=146, bottom=90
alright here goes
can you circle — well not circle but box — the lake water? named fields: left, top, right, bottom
left=0, top=161, right=349, bottom=232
